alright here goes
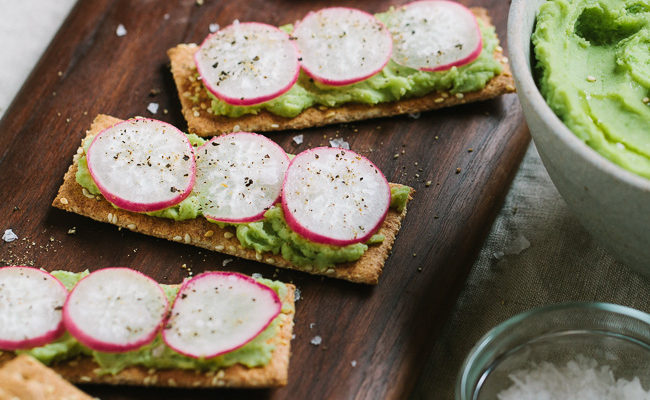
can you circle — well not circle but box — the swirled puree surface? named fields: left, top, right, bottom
left=76, top=134, right=411, bottom=271
left=533, top=0, right=650, bottom=178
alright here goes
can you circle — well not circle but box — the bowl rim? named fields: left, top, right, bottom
left=507, top=0, right=650, bottom=190
left=455, top=301, right=650, bottom=400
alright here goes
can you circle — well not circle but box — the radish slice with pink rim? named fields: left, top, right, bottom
left=195, top=22, right=300, bottom=106
left=194, top=132, right=289, bottom=223
left=86, top=118, right=196, bottom=213
left=162, top=272, right=281, bottom=359
left=0, top=266, right=67, bottom=350
left=63, top=268, right=168, bottom=352
left=293, top=7, right=392, bottom=86
left=384, top=0, right=482, bottom=71
left=282, top=147, right=391, bottom=246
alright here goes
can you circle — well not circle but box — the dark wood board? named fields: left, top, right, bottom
left=0, top=0, right=528, bottom=399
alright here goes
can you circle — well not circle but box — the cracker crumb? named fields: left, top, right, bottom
left=59, top=197, right=69, bottom=205
left=455, top=93, right=464, bottom=99
left=183, top=233, right=191, bottom=243
left=224, top=232, right=234, bottom=239
left=215, top=244, right=225, bottom=251
left=434, top=98, right=444, bottom=103
left=204, top=230, right=214, bottom=237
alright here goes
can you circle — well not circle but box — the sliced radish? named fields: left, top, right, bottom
left=86, top=118, right=196, bottom=213
left=195, top=22, right=300, bottom=106
left=194, top=132, right=289, bottom=223
left=293, top=7, right=392, bottom=86
left=0, top=266, right=67, bottom=350
left=162, top=272, right=281, bottom=359
left=63, top=268, right=168, bottom=352
left=385, top=0, right=482, bottom=71
left=282, top=147, right=391, bottom=246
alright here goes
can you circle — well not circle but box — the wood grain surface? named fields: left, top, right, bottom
left=0, top=0, right=528, bottom=399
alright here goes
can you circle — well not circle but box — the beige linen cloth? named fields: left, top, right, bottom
left=411, top=144, right=650, bottom=400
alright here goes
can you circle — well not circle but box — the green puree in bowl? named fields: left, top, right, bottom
left=19, top=271, right=291, bottom=375
left=533, top=0, right=650, bottom=179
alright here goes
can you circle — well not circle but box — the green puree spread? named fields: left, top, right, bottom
left=20, top=271, right=291, bottom=375
left=533, top=0, right=650, bottom=178
left=201, top=16, right=502, bottom=118
left=76, top=135, right=410, bottom=271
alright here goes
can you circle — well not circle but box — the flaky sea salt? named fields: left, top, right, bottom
left=294, top=287, right=301, bottom=301
left=252, top=273, right=263, bottom=280
left=116, top=24, right=127, bottom=37
left=310, top=336, right=322, bottom=346
left=497, top=355, right=650, bottom=400
left=209, top=23, right=220, bottom=33
left=505, top=233, right=530, bottom=255
left=408, top=112, right=421, bottom=119
left=293, top=134, right=304, bottom=145
left=2, top=229, right=18, bottom=243
left=222, top=258, right=233, bottom=267
left=329, top=137, right=350, bottom=150
left=147, top=102, right=159, bottom=114
left=351, top=360, right=357, bottom=367
left=309, top=322, right=316, bottom=329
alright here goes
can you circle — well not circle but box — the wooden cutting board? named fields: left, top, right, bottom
left=0, top=0, right=528, bottom=398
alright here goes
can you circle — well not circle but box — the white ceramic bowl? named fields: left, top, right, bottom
left=508, top=0, right=650, bottom=275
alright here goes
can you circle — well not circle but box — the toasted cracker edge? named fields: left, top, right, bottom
left=167, top=8, right=514, bottom=136
left=52, top=114, right=413, bottom=285
left=0, top=354, right=93, bottom=399
left=0, top=283, right=296, bottom=388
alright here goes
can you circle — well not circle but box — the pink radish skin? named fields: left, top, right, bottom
left=195, top=132, right=289, bottom=224
left=281, top=147, right=391, bottom=247
left=195, top=22, right=300, bottom=106
left=293, top=7, right=393, bottom=86
left=162, top=272, right=281, bottom=359
left=0, top=266, right=67, bottom=350
left=86, top=118, right=196, bottom=213
left=387, top=0, right=483, bottom=72
left=63, top=268, right=169, bottom=353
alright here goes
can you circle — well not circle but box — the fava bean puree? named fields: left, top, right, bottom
left=533, top=0, right=650, bottom=178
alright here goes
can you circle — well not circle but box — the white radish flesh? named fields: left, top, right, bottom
left=195, top=22, right=300, bottom=106
left=293, top=7, right=393, bottom=86
left=0, top=266, right=67, bottom=350
left=282, top=147, right=391, bottom=246
left=63, top=268, right=168, bottom=352
left=195, top=132, right=289, bottom=223
left=163, top=272, right=281, bottom=359
left=86, top=118, right=195, bottom=213
left=385, top=0, right=482, bottom=71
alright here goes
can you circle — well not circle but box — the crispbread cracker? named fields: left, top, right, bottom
left=0, top=283, right=296, bottom=388
left=168, top=8, right=515, bottom=136
left=0, top=354, right=93, bottom=400
left=52, top=114, right=413, bottom=284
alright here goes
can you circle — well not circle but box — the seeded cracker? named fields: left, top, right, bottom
left=53, top=115, right=413, bottom=285
left=0, top=354, right=93, bottom=399
left=0, top=283, right=295, bottom=388
left=167, top=8, right=514, bottom=136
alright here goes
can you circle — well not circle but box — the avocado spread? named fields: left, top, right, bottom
left=19, top=271, right=290, bottom=375
left=533, top=0, right=650, bottom=178
left=194, top=16, right=502, bottom=118
left=76, top=135, right=410, bottom=270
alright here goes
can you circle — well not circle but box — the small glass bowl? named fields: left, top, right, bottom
left=456, top=302, right=650, bottom=400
